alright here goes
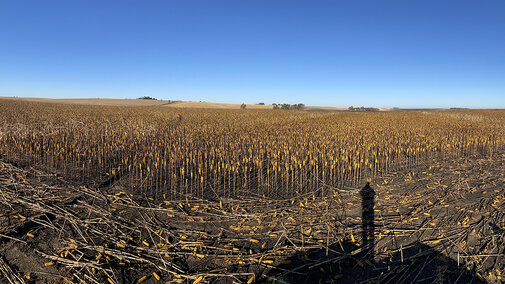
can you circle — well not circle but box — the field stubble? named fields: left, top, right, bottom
left=0, top=100, right=505, bottom=283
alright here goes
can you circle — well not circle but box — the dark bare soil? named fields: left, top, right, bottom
left=1, top=153, right=504, bottom=283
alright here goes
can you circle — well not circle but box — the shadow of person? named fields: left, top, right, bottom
left=263, top=183, right=486, bottom=284
left=360, top=182, right=375, bottom=263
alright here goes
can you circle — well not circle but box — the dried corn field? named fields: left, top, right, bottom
left=1, top=99, right=505, bottom=283
left=1, top=100, right=504, bottom=200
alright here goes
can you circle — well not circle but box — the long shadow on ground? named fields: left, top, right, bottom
left=263, top=240, right=484, bottom=283
left=264, top=183, right=485, bottom=284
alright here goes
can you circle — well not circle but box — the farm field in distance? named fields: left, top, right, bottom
left=0, top=98, right=504, bottom=283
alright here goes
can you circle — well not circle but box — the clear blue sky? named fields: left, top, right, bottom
left=1, top=1, right=504, bottom=108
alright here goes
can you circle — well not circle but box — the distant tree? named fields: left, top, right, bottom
left=295, top=103, right=305, bottom=110
left=270, top=103, right=306, bottom=110
left=348, top=106, right=378, bottom=112
left=137, top=96, right=157, bottom=100
left=281, top=104, right=291, bottom=109
left=240, top=103, right=247, bottom=109
left=258, top=102, right=265, bottom=105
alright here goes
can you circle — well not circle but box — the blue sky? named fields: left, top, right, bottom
left=1, top=1, right=504, bottom=108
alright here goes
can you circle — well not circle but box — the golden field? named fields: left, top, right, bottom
left=1, top=99, right=504, bottom=200
left=1, top=99, right=505, bottom=283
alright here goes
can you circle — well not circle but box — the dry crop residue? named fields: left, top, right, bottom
left=1, top=152, right=504, bottom=283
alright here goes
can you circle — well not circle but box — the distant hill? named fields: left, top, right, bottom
left=0, top=97, right=395, bottom=111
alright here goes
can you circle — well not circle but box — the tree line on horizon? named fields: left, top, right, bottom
left=272, top=103, right=305, bottom=110
left=348, top=106, right=379, bottom=112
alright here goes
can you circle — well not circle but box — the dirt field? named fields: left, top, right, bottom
left=164, top=101, right=273, bottom=110
left=1, top=151, right=503, bottom=283
left=0, top=97, right=394, bottom=111
left=0, top=97, right=172, bottom=107
left=0, top=97, right=276, bottom=110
